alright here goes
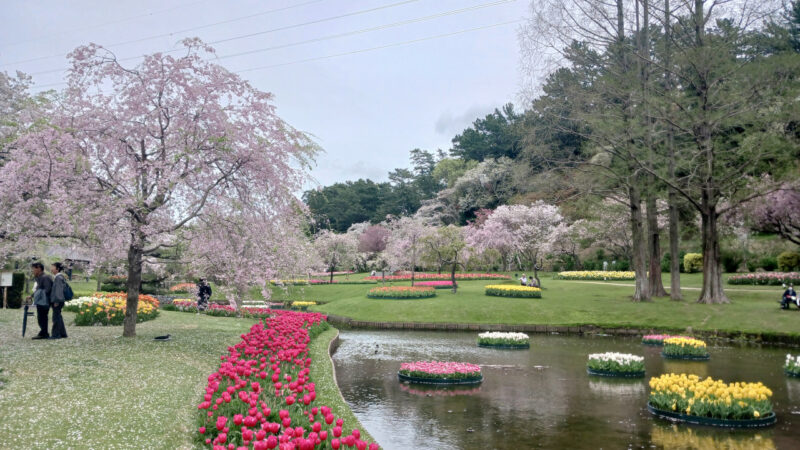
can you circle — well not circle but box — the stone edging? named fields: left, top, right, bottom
left=326, top=329, right=349, bottom=406
left=324, top=314, right=800, bottom=346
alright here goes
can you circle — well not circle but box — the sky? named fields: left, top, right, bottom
left=0, top=0, right=531, bottom=190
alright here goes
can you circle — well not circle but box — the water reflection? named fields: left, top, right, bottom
left=651, top=423, right=776, bottom=450
left=332, top=330, right=800, bottom=450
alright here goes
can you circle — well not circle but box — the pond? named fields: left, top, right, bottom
left=332, top=330, right=800, bottom=449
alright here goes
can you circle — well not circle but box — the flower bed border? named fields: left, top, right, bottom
left=661, top=352, right=710, bottom=361
left=398, top=372, right=483, bottom=385
left=478, top=342, right=530, bottom=350
left=646, top=402, right=777, bottom=428
left=367, top=294, right=436, bottom=300
left=586, top=368, right=645, bottom=378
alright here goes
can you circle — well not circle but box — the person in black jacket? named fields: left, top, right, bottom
left=197, top=278, right=212, bottom=311
left=49, top=262, right=69, bottom=339
left=26, top=262, right=53, bottom=339
left=781, top=284, right=798, bottom=310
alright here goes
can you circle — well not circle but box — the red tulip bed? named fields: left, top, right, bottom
left=413, top=281, right=455, bottom=289
left=164, top=301, right=273, bottom=319
left=364, top=273, right=510, bottom=281
left=196, top=311, right=379, bottom=449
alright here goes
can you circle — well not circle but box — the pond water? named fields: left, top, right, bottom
left=332, top=330, right=800, bottom=449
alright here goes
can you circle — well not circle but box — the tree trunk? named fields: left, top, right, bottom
left=663, top=0, right=682, bottom=301
left=646, top=193, right=668, bottom=297
left=411, top=247, right=416, bottom=287
left=96, top=267, right=102, bottom=291
left=450, top=261, right=458, bottom=294
left=630, top=184, right=650, bottom=302
left=123, top=231, right=143, bottom=338
left=329, top=266, right=334, bottom=284
left=698, top=200, right=730, bottom=304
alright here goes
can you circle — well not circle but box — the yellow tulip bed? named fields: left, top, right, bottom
left=649, top=373, right=773, bottom=421
left=72, top=292, right=159, bottom=326
left=662, top=337, right=709, bottom=359
left=554, top=271, right=636, bottom=281
left=485, top=285, right=542, bottom=298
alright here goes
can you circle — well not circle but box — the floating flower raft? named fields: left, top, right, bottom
left=661, top=337, right=710, bottom=361
left=785, top=354, right=800, bottom=377
left=647, top=373, right=776, bottom=428
left=477, top=331, right=530, bottom=349
left=398, top=361, right=483, bottom=385
left=642, top=334, right=692, bottom=346
left=587, top=352, right=645, bottom=378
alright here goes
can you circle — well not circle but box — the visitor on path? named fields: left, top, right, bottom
left=520, top=274, right=527, bottom=286
left=370, top=270, right=376, bottom=277
left=781, top=284, right=798, bottom=310
left=528, top=277, right=539, bottom=288
left=197, top=278, right=212, bottom=311
left=49, top=262, right=69, bottom=339
left=26, top=262, right=52, bottom=340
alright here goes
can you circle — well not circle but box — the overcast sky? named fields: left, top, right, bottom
left=0, top=0, right=530, bottom=190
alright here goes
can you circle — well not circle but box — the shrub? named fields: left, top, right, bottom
left=777, top=251, right=800, bottom=272
left=759, top=256, right=778, bottom=271
left=661, top=252, right=687, bottom=273
left=720, top=249, right=743, bottom=273
left=683, top=253, right=703, bottom=273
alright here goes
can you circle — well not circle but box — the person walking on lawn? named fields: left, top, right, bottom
left=26, top=262, right=52, bottom=340
left=49, top=262, right=69, bottom=339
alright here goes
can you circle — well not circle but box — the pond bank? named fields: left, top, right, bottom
left=326, top=314, right=800, bottom=346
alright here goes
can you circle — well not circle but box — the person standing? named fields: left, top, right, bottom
left=197, top=278, right=212, bottom=311
left=27, top=262, right=52, bottom=340
left=49, top=262, right=69, bottom=339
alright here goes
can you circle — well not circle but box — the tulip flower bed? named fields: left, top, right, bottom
left=785, top=354, right=800, bottom=377
left=586, top=352, right=645, bottom=377
left=366, top=286, right=436, bottom=299
left=484, top=285, right=542, bottom=298
left=70, top=292, right=159, bottom=326
left=728, top=272, right=800, bottom=286
left=554, top=271, right=636, bottom=281
left=196, top=311, right=379, bottom=449
left=163, top=299, right=199, bottom=312
left=364, top=273, right=510, bottom=281
left=413, top=280, right=455, bottom=289
left=641, top=334, right=692, bottom=346
left=647, top=373, right=775, bottom=427
left=662, top=337, right=710, bottom=360
left=170, top=282, right=197, bottom=293
left=477, top=331, right=530, bottom=349
left=398, top=361, right=483, bottom=385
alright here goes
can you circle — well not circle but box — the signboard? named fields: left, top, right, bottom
left=0, top=272, right=13, bottom=287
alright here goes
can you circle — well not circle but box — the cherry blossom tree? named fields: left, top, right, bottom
left=2, top=40, right=315, bottom=336
left=357, top=224, right=390, bottom=279
left=385, top=216, right=431, bottom=285
left=749, top=187, right=800, bottom=245
left=421, top=225, right=470, bottom=292
left=314, top=230, right=358, bottom=283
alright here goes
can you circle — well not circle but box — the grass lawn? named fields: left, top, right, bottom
left=270, top=272, right=799, bottom=336
left=0, top=310, right=254, bottom=449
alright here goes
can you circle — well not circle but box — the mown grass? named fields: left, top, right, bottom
left=0, top=310, right=254, bottom=449
left=271, top=272, right=798, bottom=335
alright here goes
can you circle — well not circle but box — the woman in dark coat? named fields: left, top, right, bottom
left=49, top=262, right=69, bottom=339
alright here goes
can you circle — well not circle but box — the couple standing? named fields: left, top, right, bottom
left=28, top=262, right=69, bottom=340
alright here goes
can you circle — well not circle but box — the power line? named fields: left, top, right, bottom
left=1, top=0, right=327, bottom=67
left=27, top=0, right=514, bottom=77
left=29, top=18, right=521, bottom=91
left=235, top=19, right=522, bottom=72
left=0, top=0, right=211, bottom=48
